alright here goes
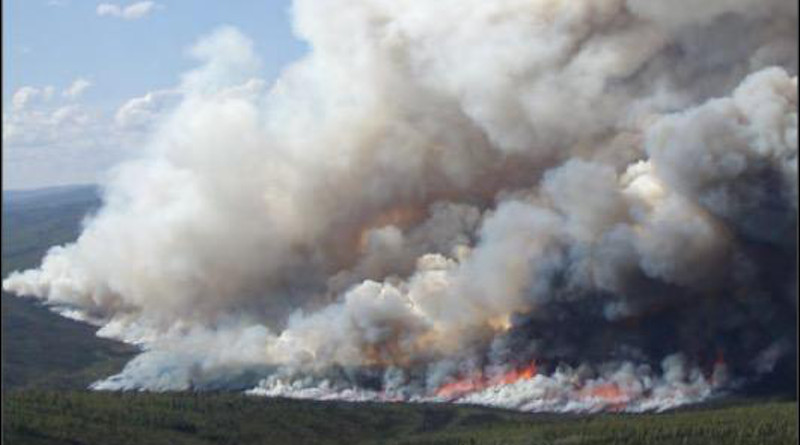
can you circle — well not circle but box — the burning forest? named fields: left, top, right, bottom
left=3, top=0, right=798, bottom=413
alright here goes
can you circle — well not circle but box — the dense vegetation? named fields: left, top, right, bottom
left=2, top=391, right=796, bottom=445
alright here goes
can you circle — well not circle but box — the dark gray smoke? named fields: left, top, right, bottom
left=4, top=0, right=797, bottom=411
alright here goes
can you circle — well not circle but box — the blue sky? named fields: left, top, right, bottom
left=3, top=0, right=308, bottom=189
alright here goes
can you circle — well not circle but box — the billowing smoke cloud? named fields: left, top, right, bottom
left=4, top=0, right=797, bottom=412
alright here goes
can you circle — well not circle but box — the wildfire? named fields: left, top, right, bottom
left=357, top=205, right=427, bottom=252
left=435, top=362, right=538, bottom=399
left=578, top=383, right=630, bottom=411
left=586, top=383, right=624, bottom=400
left=709, top=348, right=728, bottom=386
left=435, top=374, right=485, bottom=399
left=714, top=349, right=726, bottom=368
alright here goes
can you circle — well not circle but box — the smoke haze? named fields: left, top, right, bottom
left=4, top=0, right=797, bottom=411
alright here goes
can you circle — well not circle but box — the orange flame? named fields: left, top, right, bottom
left=715, top=348, right=726, bottom=367
left=493, top=362, right=538, bottom=385
left=709, top=348, right=727, bottom=386
left=435, top=374, right=485, bottom=398
left=587, top=383, right=624, bottom=400
left=579, top=383, right=629, bottom=411
left=435, top=362, right=538, bottom=399
left=434, top=364, right=645, bottom=411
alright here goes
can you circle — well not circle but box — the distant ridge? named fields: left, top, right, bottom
left=3, top=184, right=99, bottom=207
left=2, top=181, right=133, bottom=390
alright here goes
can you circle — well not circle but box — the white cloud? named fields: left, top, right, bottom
left=63, top=78, right=92, bottom=99
left=11, top=86, right=55, bottom=110
left=3, top=105, right=94, bottom=147
left=96, top=3, right=121, bottom=16
left=122, top=1, right=157, bottom=19
left=3, top=113, right=22, bottom=142
left=42, top=86, right=56, bottom=100
left=96, top=1, right=160, bottom=20
left=2, top=102, right=130, bottom=189
left=114, top=88, right=181, bottom=130
left=52, top=105, right=91, bottom=126
left=4, top=80, right=183, bottom=188
left=12, top=87, right=39, bottom=110
left=13, top=81, right=88, bottom=112
left=5, top=83, right=101, bottom=151
left=3, top=92, right=125, bottom=189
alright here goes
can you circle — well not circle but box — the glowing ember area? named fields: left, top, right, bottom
left=498, top=362, right=538, bottom=384
left=250, top=354, right=727, bottom=413
left=436, top=367, right=632, bottom=410
left=435, top=376, right=485, bottom=399
left=435, top=362, right=539, bottom=399
left=586, top=383, right=624, bottom=400
left=580, top=383, right=629, bottom=412
left=3, top=0, right=796, bottom=413
left=715, top=349, right=726, bottom=368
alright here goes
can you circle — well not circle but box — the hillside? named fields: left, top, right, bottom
left=1, top=186, right=796, bottom=445
left=1, top=185, right=136, bottom=390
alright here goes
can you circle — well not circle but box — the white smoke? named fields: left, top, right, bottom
left=4, top=0, right=797, bottom=412
left=250, top=353, right=728, bottom=413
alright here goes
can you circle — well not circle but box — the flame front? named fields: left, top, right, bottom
left=436, top=362, right=539, bottom=399
left=3, top=0, right=794, bottom=415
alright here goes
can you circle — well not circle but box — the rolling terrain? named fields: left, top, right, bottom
left=2, top=185, right=136, bottom=390
left=1, top=186, right=797, bottom=445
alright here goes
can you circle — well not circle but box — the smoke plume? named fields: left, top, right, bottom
left=4, top=0, right=797, bottom=412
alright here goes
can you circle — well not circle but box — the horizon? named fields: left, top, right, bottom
left=2, top=0, right=308, bottom=190
left=1, top=0, right=797, bottom=437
